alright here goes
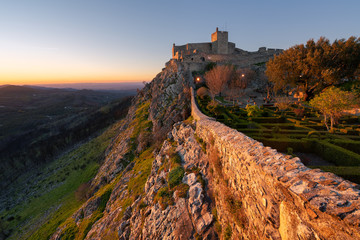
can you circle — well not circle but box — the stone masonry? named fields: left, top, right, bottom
left=191, top=88, right=360, bottom=239
left=172, top=28, right=282, bottom=68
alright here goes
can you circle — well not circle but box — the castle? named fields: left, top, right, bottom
left=172, top=28, right=283, bottom=69
left=172, top=27, right=235, bottom=59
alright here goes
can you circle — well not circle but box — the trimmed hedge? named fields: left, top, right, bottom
left=251, top=117, right=286, bottom=123
left=310, top=140, right=360, bottom=166
left=252, top=138, right=360, bottom=167
left=329, top=139, right=360, bottom=155
left=195, top=96, right=360, bottom=168
left=252, top=137, right=310, bottom=153
left=301, top=125, right=328, bottom=131
left=261, top=123, right=297, bottom=130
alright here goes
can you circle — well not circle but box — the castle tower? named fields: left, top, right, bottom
left=211, top=27, right=229, bottom=54
left=172, top=43, right=176, bottom=59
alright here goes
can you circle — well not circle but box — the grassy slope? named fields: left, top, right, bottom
left=56, top=100, right=155, bottom=239
left=1, top=120, right=124, bottom=240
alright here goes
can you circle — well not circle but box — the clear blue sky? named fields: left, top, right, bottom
left=0, top=0, right=359, bottom=84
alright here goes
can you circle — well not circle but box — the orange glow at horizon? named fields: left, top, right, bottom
left=0, top=60, right=156, bottom=85
left=0, top=73, right=154, bottom=85
left=0, top=45, right=158, bottom=85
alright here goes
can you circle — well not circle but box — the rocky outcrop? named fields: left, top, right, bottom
left=52, top=123, right=216, bottom=240
left=90, top=60, right=191, bottom=193
left=51, top=61, right=197, bottom=240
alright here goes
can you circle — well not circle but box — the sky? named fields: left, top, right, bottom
left=0, top=0, right=359, bottom=85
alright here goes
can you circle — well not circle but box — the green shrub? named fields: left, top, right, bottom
left=311, top=140, right=360, bottom=166
left=287, top=147, right=293, bottom=155
left=262, top=123, right=296, bottom=130
left=174, top=183, right=189, bottom=198
left=307, top=131, right=321, bottom=139
left=155, top=187, right=174, bottom=210
left=169, top=150, right=182, bottom=167
left=245, top=105, right=261, bottom=117
left=158, top=187, right=172, bottom=198
left=251, top=117, right=286, bottom=123
left=168, top=166, right=185, bottom=189
left=98, top=189, right=112, bottom=212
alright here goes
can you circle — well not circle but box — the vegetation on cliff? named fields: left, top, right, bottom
left=0, top=118, right=126, bottom=240
left=31, top=61, right=194, bottom=239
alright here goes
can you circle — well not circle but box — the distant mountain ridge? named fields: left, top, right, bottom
left=33, top=82, right=146, bottom=90
left=0, top=82, right=146, bottom=91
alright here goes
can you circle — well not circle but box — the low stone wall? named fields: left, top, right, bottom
left=191, top=88, right=360, bottom=239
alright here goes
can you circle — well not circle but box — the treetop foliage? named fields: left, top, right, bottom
left=309, top=86, right=359, bottom=130
left=266, top=36, right=360, bottom=101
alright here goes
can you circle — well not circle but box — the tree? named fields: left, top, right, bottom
left=227, top=68, right=254, bottom=89
left=274, top=96, right=293, bottom=112
left=266, top=36, right=360, bottom=101
left=309, top=87, right=359, bottom=131
left=204, top=65, right=235, bottom=99
left=245, top=104, right=261, bottom=117
left=224, top=68, right=253, bottom=104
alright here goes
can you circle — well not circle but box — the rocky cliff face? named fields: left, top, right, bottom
left=51, top=60, right=208, bottom=239
left=51, top=60, right=360, bottom=240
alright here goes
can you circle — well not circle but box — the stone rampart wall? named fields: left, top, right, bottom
left=191, top=88, right=360, bottom=239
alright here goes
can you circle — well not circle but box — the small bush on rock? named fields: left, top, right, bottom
left=168, top=166, right=185, bottom=188
left=174, top=183, right=189, bottom=198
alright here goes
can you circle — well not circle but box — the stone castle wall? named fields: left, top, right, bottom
left=172, top=29, right=282, bottom=65
left=173, top=42, right=212, bottom=59
left=191, top=88, right=360, bottom=239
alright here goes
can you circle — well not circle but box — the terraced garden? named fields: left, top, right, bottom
left=196, top=96, right=360, bottom=184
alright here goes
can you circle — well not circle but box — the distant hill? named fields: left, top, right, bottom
left=32, top=82, right=146, bottom=91
left=0, top=85, right=135, bottom=191
left=0, top=85, right=47, bottom=95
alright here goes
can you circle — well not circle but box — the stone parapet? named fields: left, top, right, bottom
left=190, top=87, right=360, bottom=239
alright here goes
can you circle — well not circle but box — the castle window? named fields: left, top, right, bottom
left=200, top=57, right=205, bottom=62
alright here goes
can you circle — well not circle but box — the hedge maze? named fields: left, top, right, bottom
left=197, top=96, right=360, bottom=184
